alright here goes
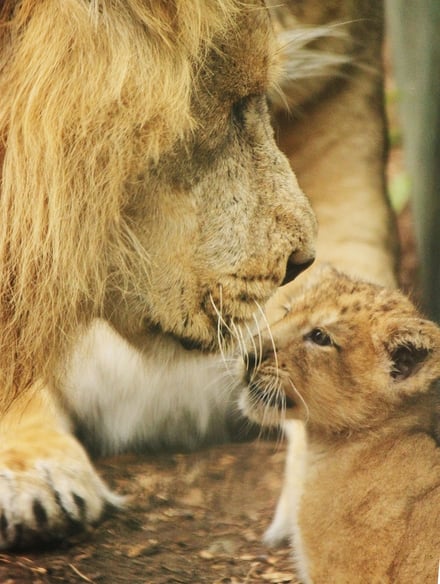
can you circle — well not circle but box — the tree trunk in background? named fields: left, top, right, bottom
left=386, top=0, right=440, bottom=320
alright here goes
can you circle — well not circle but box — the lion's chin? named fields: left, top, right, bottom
left=174, top=331, right=241, bottom=354
left=141, top=312, right=246, bottom=354
left=175, top=335, right=210, bottom=353
left=140, top=323, right=232, bottom=355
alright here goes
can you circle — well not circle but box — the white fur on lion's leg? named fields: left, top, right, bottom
left=62, top=320, right=241, bottom=455
left=263, top=420, right=306, bottom=547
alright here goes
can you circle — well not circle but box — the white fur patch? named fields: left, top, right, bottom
left=61, top=320, right=240, bottom=454
left=264, top=421, right=306, bottom=546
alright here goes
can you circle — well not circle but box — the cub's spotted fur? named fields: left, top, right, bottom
left=240, top=268, right=440, bottom=584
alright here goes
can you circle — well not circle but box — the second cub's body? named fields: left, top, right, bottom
left=240, top=269, right=440, bottom=583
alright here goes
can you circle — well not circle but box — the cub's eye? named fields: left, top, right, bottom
left=305, top=328, right=333, bottom=347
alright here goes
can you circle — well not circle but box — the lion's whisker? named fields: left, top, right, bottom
left=255, top=301, right=279, bottom=379
left=251, top=312, right=264, bottom=370
left=243, top=321, right=259, bottom=382
left=209, top=368, right=244, bottom=402
left=230, top=320, right=247, bottom=366
left=209, top=290, right=232, bottom=373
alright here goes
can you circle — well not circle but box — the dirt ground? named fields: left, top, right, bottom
left=0, top=441, right=297, bottom=584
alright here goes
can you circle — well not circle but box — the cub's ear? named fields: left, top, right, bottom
left=300, top=263, right=339, bottom=290
left=386, top=318, right=440, bottom=382
left=390, top=344, right=429, bottom=380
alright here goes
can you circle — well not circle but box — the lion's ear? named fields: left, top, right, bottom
left=268, top=26, right=350, bottom=113
left=386, top=319, right=440, bottom=382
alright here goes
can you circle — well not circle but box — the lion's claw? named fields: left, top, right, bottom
left=0, top=437, right=121, bottom=549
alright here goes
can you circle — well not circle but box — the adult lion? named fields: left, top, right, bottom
left=0, top=0, right=395, bottom=549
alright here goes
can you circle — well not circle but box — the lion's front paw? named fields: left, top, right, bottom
left=0, top=432, right=121, bottom=549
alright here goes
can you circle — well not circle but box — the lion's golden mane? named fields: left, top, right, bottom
left=0, top=0, right=240, bottom=404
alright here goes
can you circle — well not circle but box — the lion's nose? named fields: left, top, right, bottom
left=281, top=253, right=315, bottom=286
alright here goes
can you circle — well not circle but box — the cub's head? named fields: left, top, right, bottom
left=240, top=268, right=440, bottom=434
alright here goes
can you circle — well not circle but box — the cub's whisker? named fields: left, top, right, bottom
left=287, top=377, right=309, bottom=423
left=260, top=378, right=283, bottom=426
left=273, top=389, right=287, bottom=450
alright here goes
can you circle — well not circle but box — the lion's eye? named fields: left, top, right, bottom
left=305, top=328, right=333, bottom=347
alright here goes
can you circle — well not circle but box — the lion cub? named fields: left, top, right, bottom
left=240, top=267, right=440, bottom=584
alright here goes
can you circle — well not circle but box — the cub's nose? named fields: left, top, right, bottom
left=281, top=252, right=314, bottom=286
left=244, top=348, right=272, bottom=382
left=244, top=352, right=257, bottom=383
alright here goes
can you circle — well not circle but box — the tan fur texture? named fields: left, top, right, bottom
left=0, top=0, right=319, bottom=549
left=268, top=0, right=398, bottom=298
left=0, top=0, right=397, bottom=551
left=241, top=268, right=440, bottom=583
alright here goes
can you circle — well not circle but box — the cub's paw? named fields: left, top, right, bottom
left=263, top=512, right=292, bottom=547
left=0, top=432, right=121, bottom=549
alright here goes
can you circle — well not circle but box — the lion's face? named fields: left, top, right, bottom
left=107, top=4, right=316, bottom=352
